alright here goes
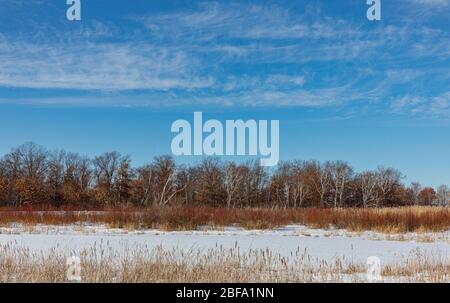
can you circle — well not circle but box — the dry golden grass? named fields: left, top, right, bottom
left=0, top=244, right=448, bottom=283
left=0, top=206, right=450, bottom=233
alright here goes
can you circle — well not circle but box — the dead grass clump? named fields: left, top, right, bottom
left=0, top=243, right=448, bottom=283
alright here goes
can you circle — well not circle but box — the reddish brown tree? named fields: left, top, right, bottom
left=418, top=187, right=437, bottom=206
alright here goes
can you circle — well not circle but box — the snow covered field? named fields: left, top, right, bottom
left=1, top=224, right=449, bottom=266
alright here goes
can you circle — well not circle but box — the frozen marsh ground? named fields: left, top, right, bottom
left=0, top=224, right=449, bottom=282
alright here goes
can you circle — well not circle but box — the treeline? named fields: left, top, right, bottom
left=0, top=142, right=449, bottom=208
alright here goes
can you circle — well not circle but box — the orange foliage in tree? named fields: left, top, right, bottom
left=15, top=177, right=45, bottom=205
left=418, top=187, right=437, bottom=206
left=62, top=165, right=81, bottom=204
left=0, top=177, right=8, bottom=201
left=0, top=142, right=448, bottom=209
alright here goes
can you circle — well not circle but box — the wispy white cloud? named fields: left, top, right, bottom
left=390, top=95, right=425, bottom=113
left=0, top=83, right=365, bottom=109
left=0, top=0, right=448, bottom=116
left=0, top=37, right=213, bottom=90
left=140, top=2, right=360, bottom=41
left=412, top=0, right=449, bottom=7
left=391, top=92, right=450, bottom=117
left=0, top=0, right=44, bottom=6
left=430, top=92, right=450, bottom=116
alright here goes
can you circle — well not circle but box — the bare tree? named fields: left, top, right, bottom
left=46, top=149, right=66, bottom=204
left=93, top=152, right=122, bottom=187
left=92, top=151, right=123, bottom=204
left=2, top=147, right=22, bottom=204
left=329, top=161, right=353, bottom=208
left=244, top=161, right=268, bottom=208
left=290, top=161, right=310, bottom=208
left=116, top=158, right=133, bottom=204
left=176, top=165, right=196, bottom=206
left=195, top=158, right=224, bottom=207
left=136, top=165, right=154, bottom=207
left=223, top=162, right=244, bottom=208
left=376, top=167, right=402, bottom=207
left=18, top=142, right=48, bottom=180
left=271, top=162, right=291, bottom=208
left=14, top=142, right=48, bottom=205
left=436, top=185, right=450, bottom=206
left=408, top=182, right=422, bottom=206
left=152, top=156, right=185, bottom=206
left=356, top=171, right=378, bottom=208
left=308, top=161, right=332, bottom=207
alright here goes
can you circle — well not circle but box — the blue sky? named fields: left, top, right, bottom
left=0, top=0, right=449, bottom=186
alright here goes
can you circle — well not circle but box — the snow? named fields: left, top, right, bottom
left=0, top=224, right=449, bottom=265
